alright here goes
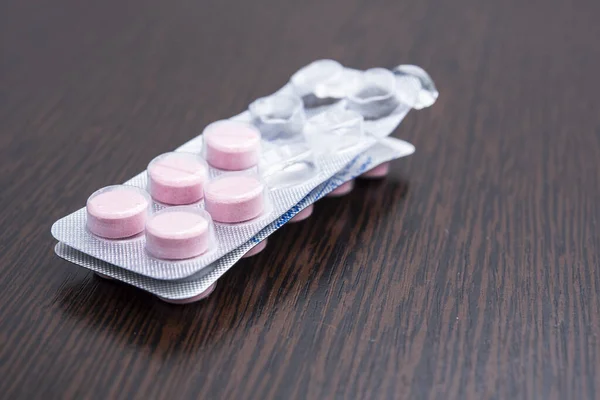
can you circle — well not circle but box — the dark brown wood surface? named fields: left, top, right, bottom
left=1, top=0, right=599, bottom=398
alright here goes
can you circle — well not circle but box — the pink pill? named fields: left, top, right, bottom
left=147, top=152, right=208, bottom=205
left=204, top=174, right=266, bottom=223
left=359, top=162, right=390, bottom=179
left=157, top=283, right=217, bottom=304
left=203, top=120, right=261, bottom=170
left=145, top=207, right=212, bottom=260
left=327, top=180, right=355, bottom=197
left=242, top=238, right=268, bottom=258
left=95, top=272, right=114, bottom=280
left=289, top=204, right=314, bottom=223
left=86, top=185, right=150, bottom=239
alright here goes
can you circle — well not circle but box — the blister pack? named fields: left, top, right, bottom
left=55, top=136, right=414, bottom=301
left=52, top=59, right=437, bottom=282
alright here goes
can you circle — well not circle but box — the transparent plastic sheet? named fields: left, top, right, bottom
left=55, top=136, right=414, bottom=300
left=52, top=60, right=437, bottom=281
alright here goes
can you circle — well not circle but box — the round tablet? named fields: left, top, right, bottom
left=95, top=272, right=114, bottom=280
left=204, top=174, right=265, bottom=223
left=242, top=239, right=267, bottom=258
left=157, top=283, right=216, bottom=304
left=86, top=185, right=150, bottom=239
left=359, top=162, right=390, bottom=179
left=145, top=207, right=212, bottom=260
left=327, top=180, right=354, bottom=197
left=203, top=120, right=261, bottom=170
left=289, top=204, right=314, bottom=223
left=147, top=152, right=208, bottom=205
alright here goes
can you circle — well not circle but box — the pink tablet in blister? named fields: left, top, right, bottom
left=86, top=185, right=151, bottom=239
left=359, top=162, right=390, bottom=179
left=204, top=173, right=266, bottom=223
left=147, top=152, right=208, bottom=205
left=145, top=207, right=213, bottom=260
left=242, top=238, right=267, bottom=258
left=203, top=120, right=261, bottom=170
left=327, top=180, right=354, bottom=197
left=95, top=272, right=114, bottom=280
left=158, top=283, right=217, bottom=304
left=289, top=204, right=314, bottom=223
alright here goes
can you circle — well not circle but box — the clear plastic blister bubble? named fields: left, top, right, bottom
left=249, top=93, right=306, bottom=142
left=147, top=152, right=209, bottom=205
left=259, top=142, right=318, bottom=188
left=346, top=68, right=400, bottom=120
left=304, top=108, right=365, bottom=153
left=145, top=206, right=215, bottom=261
left=203, top=171, right=270, bottom=224
left=393, top=64, right=438, bottom=109
left=86, top=185, right=152, bottom=240
left=290, top=59, right=347, bottom=108
left=202, top=120, right=262, bottom=171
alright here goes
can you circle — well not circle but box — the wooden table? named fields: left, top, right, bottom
left=1, top=0, right=599, bottom=398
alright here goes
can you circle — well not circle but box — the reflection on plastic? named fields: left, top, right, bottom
left=290, top=59, right=346, bottom=107
left=393, top=65, right=438, bottom=109
left=260, top=143, right=317, bottom=188
left=249, top=93, right=306, bottom=142
left=304, top=108, right=364, bottom=153
left=347, top=68, right=400, bottom=119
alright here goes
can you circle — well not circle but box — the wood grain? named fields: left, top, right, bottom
left=1, top=0, right=599, bottom=398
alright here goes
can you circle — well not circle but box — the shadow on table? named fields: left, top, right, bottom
left=51, top=175, right=410, bottom=357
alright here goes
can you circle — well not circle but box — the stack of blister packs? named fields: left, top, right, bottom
left=51, top=60, right=437, bottom=304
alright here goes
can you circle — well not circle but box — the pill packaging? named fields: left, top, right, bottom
left=52, top=59, right=437, bottom=286
left=55, top=136, right=415, bottom=300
